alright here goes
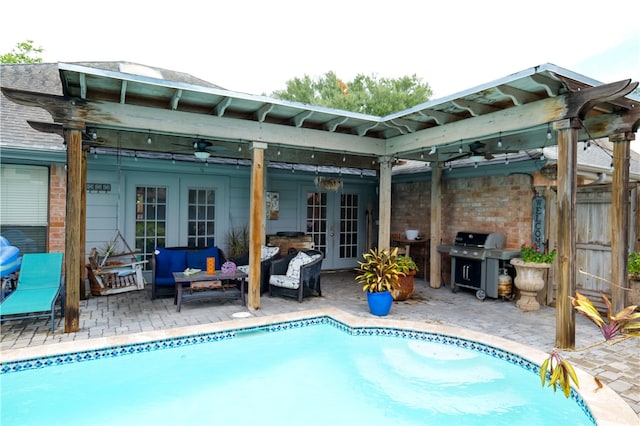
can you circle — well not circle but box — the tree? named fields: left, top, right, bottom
left=0, top=40, right=43, bottom=64
left=271, top=71, right=432, bottom=116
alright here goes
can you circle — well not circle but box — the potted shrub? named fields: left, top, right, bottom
left=510, top=243, right=557, bottom=311
left=392, top=255, right=418, bottom=301
left=355, top=247, right=405, bottom=316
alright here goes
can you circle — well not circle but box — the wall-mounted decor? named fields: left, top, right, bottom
left=266, top=191, right=279, bottom=220
left=315, top=176, right=343, bottom=191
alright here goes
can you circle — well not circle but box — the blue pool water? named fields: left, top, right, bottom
left=1, top=318, right=593, bottom=426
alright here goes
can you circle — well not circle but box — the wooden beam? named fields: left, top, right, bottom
left=64, top=126, right=83, bottom=332
left=610, top=132, right=634, bottom=311
left=430, top=162, right=442, bottom=288
left=377, top=157, right=392, bottom=250
left=554, top=118, right=579, bottom=349
left=248, top=142, right=267, bottom=310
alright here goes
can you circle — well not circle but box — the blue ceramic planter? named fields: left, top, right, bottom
left=366, top=290, right=393, bottom=316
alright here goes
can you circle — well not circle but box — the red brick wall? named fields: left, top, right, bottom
left=391, top=174, right=534, bottom=249
left=48, top=164, right=66, bottom=253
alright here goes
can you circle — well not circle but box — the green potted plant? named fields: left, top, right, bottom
left=226, top=225, right=249, bottom=259
left=510, top=243, right=557, bottom=311
left=393, top=255, right=418, bottom=301
left=355, top=247, right=405, bottom=316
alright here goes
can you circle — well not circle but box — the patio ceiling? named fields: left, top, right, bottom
left=12, top=62, right=639, bottom=170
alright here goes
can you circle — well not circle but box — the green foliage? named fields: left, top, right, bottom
left=355, top=247, right=405, bottom=293
left=520, top=243, right=557, bottom=263
left=397, top=255, right=418, bottom=273
left=539, top=349, right=579, bottom=398
left=541, top=291, right=640, bottom=400
left=628, top=251, right=640, bottom=278
left=0, top=40, right=43, bottom=64
left=226, top=225, right=249, bottom=259
left=271, top=71, right=432, bottom=116
left=570, top=291, right=640, bottom=340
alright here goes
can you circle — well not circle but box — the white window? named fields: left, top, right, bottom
left=0, top=164, right=49, bottom=253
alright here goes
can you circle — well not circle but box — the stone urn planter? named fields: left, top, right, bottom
left=628, top=277, right=640, bottom=307
left=510, top=258, right=551, bottom=311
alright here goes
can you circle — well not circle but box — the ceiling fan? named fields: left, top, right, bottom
left=467, top=141, right=495, bottom=161
left=172, top=139, right=232, bottom=159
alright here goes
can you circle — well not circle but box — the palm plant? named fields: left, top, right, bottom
left=355, top=247, right=405, bottom=293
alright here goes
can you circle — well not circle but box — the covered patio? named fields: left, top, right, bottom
left=2, top=62, right=639, bottom=353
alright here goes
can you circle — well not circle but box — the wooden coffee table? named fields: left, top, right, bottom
left=172, top=270, right=247, bottom=312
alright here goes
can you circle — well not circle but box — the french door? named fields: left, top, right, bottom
left=306, top=190, right=361, bottom=269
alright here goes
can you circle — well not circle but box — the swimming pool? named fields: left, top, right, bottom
left=0, top=309, right=635, bottom=425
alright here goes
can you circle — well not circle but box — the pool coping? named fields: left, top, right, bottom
left=1, top=307, right=638, bottom=425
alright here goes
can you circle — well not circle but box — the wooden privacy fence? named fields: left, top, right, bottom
left=545, top=183, right=639, bottom=310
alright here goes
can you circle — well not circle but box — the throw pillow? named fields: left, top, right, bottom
left=286, top=251, right=313, bottom=280
left=261, top=246, right=280, bottom=261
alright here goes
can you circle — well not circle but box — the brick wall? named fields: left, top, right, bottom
left=391, top=174, right=535, bottom=249
left=48, top=164, right=66, bottom=253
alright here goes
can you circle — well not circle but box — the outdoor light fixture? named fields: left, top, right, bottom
left=92, top=129, right=97, bottom=140
left=146, top=132, right=152, bottom=144
left=546, top=124, right=552, bottom=140
left=194, top=151, right=210, bottom=159
left=497, top=132, right=503, bottom=148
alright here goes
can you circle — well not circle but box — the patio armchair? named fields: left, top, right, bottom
left=268, top=249, right=323, bottom=302
left=234, top=245, right=280, bottom=294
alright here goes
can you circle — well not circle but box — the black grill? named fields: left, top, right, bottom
left=448, top=231, right=519, bottom=300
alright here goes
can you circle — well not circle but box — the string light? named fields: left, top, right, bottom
left=92, top=129, right=97, bottom=140
left=497, top=132, right=502, bottom=148
left=546, top=123, right=552, bottom=140
left=146, top=131, right=152, bottom=144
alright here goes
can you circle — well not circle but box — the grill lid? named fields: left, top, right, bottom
left=454, top=232, right=505, bottom=249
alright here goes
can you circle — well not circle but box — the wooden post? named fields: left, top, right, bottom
left=377, top=156, right=393, bottom=250
left=64, top=126, right=83, bottom=332
left=248, top=142, right=267, bottom=310
left=80, top=149, right=88, bottom=300
left=430, top=162, right=442, bottom=288
left=554, top=119, right=579, bottom=349
left=610, top=132, right=634, bottom=311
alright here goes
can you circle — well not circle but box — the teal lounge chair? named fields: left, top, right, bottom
left=0, top=252, right=64, bottom=333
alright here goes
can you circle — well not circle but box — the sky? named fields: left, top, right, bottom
left=2, top=0, right=638, bottom=99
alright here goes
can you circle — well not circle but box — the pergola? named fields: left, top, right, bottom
left=2, top=62, right=638, bottom=348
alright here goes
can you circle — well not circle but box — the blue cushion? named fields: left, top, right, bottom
left=155, top=248, right=187, bottom=281
left=187, top=246, right=219, bottom=271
